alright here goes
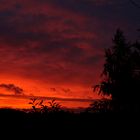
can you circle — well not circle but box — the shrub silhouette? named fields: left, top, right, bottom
left=48, top=99, right=61, bottom=112
left=39, top=100, right=49, bottom=113
left=29, top=98, right=61, bottom=113
left=29, top=97, right=39, bottom=112
left=88, top=99, right=113, bottom=113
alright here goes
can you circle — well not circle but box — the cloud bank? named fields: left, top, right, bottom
left=0, top=0, right=139, bottom=99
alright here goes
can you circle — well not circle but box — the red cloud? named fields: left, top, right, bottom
left=0, top=0, right=138, bottom=103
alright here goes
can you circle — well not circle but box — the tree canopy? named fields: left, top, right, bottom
left=94, top=29, right=140, bottom=111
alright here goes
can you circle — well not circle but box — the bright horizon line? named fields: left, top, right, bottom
left=0, top=93, right=105, bottom=102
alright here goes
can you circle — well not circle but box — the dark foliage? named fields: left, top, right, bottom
left=94, top=29, right=140, bottom=112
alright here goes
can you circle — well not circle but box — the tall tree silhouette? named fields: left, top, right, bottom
left=94, top=29, right=140, bottom=111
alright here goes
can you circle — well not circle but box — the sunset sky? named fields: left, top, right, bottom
left=0, top=0, right=139, bottom=108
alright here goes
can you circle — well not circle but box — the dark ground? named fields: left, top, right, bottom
left=0, top=108, right=139, bottom=138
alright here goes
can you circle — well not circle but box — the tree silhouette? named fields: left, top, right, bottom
left=94, top=29, right=140, bottom=112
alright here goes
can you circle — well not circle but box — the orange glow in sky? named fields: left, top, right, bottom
left=0, top=0, right=137, bottom=109
left=0, top=74, right=102, bottom=109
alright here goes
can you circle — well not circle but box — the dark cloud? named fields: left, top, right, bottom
left=50, top=87, right=72, bottom=94
left=61, top=88, right=71, bottom=94
left=50, top=88, right=57, bottom=92
left=0, top=83, right=24, bottom=95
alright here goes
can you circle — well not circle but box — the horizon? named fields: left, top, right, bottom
left=0, top=92, right=107, bottom=109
